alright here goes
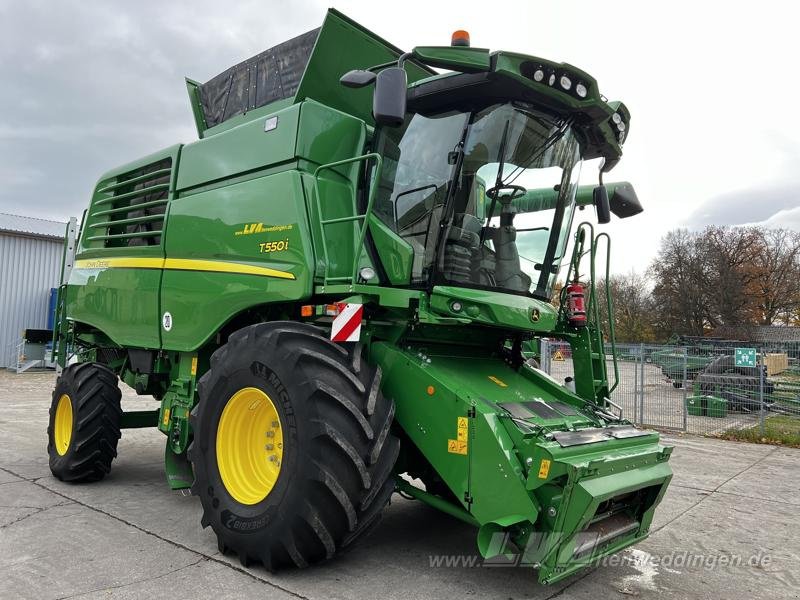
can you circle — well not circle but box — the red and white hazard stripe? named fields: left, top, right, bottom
left=331, top=303, right=363, bottom=342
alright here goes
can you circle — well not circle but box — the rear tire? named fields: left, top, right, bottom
left=189, top=321, right=399, bottom=569
left=47, top=363, right=122, bottom=482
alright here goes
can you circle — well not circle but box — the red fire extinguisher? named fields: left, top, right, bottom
left=566, top=282, right=587, bottom=327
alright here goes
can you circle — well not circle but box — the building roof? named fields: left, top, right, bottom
left=712, top=325, right=800, bottom=344
left=0, top=213, right=66, bottom=240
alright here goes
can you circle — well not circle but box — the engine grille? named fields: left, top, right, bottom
left=85, top=158, right=172, bottom=247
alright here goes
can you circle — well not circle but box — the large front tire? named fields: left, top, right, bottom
left=47, top=363, right=122, bottom=482
left=189, top=322, right=399, bottom=568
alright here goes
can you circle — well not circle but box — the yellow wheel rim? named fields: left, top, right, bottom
left=54, top=394, right=73, bottom=456
left=216, top=387, right=284, bottom=505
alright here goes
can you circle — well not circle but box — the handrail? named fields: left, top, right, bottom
left=313, top=153, right=383, bottom=286
left=562, top=222, right=620, bottom=400
left=595, top=232, right=619, bottom=393
left=583, top=225, right=611, bottom=397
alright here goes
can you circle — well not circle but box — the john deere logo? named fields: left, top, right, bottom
left=235, top=223, right=265, bottom=236
left=531, top=308, right=540, bottom=322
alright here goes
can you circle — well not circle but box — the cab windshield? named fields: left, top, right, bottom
left=373, top=102, right=581, bottom=299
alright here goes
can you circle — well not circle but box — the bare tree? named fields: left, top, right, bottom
left=649, top=229, right=710, bottom=337
left=749, top=228, right=800, bottom=324
left=596, top=272, right=656, bottom=342
left=700, top=226, right=761, bottom=326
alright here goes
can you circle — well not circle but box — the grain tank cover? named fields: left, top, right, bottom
left=198, top=28, right=320, bottom=129
left=191, top=8, right=434, bottom=136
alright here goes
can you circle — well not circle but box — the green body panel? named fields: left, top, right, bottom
left=66, top=144, right=182, bottom=349
left=293, top=10, right=433, bottom=127
left=176, top=104, right=301, bottom=192
left=161, top=170, right=314, bottom=351
left=367, top=215, right=414, bottom=284
left=65, top=265, right=163, bottom=349
left=411, top=46, right=492, bottom=73
left=184, top=78, right=207, bottom=140
left=429, top=286, right=557, bottom=331
left=372, top=342, right=672, bottom=583
left=511, top=181, right=631, bottom=215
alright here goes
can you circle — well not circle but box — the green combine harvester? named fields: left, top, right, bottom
left=47, top=10, right=672, bottom=584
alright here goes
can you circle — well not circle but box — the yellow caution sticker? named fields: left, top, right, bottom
left=457, top=416, right=469, bottom=442
left=448, top=439, right=468, bottom=455
left=553, top=350, right=565, bottom=361
left=162, top=408, right=171, bottom=427
left=488, top=375, right=508, bottom=387
left=449, top=416, right=470, bottom=454
left=190, top=356, right=198, bottom=376
left=538, top=459, right=552, bottom=479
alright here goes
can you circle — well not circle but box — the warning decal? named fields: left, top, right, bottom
left=488, top=375, right=508, bottom=387
left=538, top=459, right=551, bottom=479
left=331, top=303, right=363, bottom=342
left=448, top=416, right=470, bottom=455
left=447, top=439, right=468, bottom=455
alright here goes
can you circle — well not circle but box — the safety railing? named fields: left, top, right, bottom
left=562, top=222, right=620, bottom=398
left=313, top=153, right=383, bottom=286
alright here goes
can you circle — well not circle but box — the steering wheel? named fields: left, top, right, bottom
left=485, top=184, right=527, bottom=205
left=480, top=184, right=527, bottom=245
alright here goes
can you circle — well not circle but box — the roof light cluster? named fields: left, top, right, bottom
left=521, top=61, right=589, bottom=100
left=611, top=112, right=626, bottom=143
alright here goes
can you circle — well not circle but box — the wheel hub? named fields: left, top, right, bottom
left=216, top=387, right=284, bottom=505
left=54, top=394, right=73, bottom=456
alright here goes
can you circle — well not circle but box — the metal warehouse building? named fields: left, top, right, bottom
left=0, top=213, right=67, bottom=368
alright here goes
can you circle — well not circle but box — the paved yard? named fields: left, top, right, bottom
left=1, top=370, right=798, bottom=599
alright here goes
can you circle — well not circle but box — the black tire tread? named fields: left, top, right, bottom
left=190, top=321, right=399, bottom=570
left=48, top=363, right=122, bottom=483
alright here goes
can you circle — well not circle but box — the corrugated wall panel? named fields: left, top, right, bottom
left=0, top=233, right=64, bottom=367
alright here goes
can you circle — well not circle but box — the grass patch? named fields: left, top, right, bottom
left=718, top=415, right=800, bottom=447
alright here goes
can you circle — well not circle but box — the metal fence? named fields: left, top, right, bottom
left=540, top=340, right=800, bottom=436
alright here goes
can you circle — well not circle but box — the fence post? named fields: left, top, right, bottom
left=682, top=346, right=688, bottom=432
left=759, top=351, right=765, bottom=436
left=541, top=339, right=550, bottom=374
left=633, top=346, right=639, bottom=424
left=639, top=343, right=645, bottom=426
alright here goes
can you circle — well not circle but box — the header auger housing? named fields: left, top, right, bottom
left=49, top=9, right=670, bottom=584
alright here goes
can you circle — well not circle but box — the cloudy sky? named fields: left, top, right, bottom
left=1, top=0, right=798, bottom=273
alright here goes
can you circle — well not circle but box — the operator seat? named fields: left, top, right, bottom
left=488, top=194, right=531, bottom=292
left=442, top=213, right=481, bottom=282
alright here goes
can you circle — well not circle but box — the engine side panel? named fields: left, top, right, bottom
left=159, top=170, right=314, bottom=351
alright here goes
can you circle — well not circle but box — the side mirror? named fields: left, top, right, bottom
left=373, top=67, right=407, bottom=127
left=339, top=70, right=377, bottom=88
left=593, top=185, right=611, bottom=224
left=609, top=182, right=643, bottom=218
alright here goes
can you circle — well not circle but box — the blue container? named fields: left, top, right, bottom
left=47, top=287, right=58, bottom=330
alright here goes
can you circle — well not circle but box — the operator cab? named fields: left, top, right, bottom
left=372, top=100, right=580, bottom=301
